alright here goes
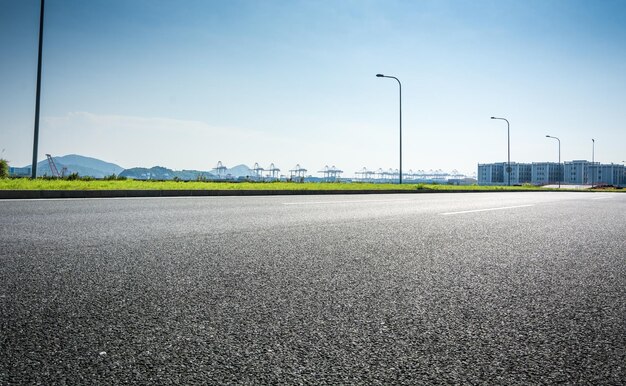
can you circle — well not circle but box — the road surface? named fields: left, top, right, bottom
left=1, top=192, right=625, bottom=384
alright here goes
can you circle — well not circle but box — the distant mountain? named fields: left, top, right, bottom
left=120, top=166, right=172, bottom=180
left=26, top=154, right=124, bottom=178
left=225, top=164, right=253, bottom=178
left=120, top=166, right=217, bottom=180
left=176, top=169, right=218, bottom=181
left=23, top=154, right=254, bottom=180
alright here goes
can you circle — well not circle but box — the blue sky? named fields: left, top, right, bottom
left=1, top=0, right=625, bottom=176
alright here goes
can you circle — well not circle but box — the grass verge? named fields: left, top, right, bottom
left=0, top=178, right=593, bottom=191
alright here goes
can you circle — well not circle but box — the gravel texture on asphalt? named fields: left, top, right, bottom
left=1, top=192, right=625, bottom=384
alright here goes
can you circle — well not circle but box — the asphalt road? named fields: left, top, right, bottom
left=1, top=192, right=625, bottom=384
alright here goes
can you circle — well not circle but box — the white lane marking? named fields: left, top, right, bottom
left=590, top=196, right=614, bottom=200
left=440, top=204, right=534, bottom=216
left=282, top=198, right=412, bottom=205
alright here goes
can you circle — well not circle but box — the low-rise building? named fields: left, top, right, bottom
left=479, top=161, right=625, bottom=186
left=563, top=160, right=625, bottom=186
left=531, top=162, right=562, bottom=185
left=9, top=167, right=31, bottom=177
left=478, top=162, right=532, bottom=185
left=478, top=163, right=504, bottom=185
left=563, top=160, right=589, bottom=185
left=510, top=163, right=532, bottom=185
left=588, top=163, right=625, bottom=186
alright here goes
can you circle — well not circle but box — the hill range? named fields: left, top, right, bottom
left=23, top=154, right=254, bottom=180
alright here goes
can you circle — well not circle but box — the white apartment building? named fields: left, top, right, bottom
left=479, top=161, right=625, bottom=186
left=531, top=162, right=562, bottom=185
left=478, top=162, right=531, bottom=185
left=511, top=163, right=532, bottom=185
left=477, top=163, right=504, bottom=185
left=588, top=163, right=625, bottom=186
left=563, top=160, right=589, bottom=184
left=563, top=161, right=625, bottom=186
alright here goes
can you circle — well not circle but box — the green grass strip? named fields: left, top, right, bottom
left=0, top=178, right=606, bottom=191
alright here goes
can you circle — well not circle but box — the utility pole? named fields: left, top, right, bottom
left=376, top=74, right=403, bottom=184
left=31, top=0, right=45, bottom=179
left=491, top=117, right=511, bottom=186
left=546, top=135, right=561, bottom=188
left=591, top=138, right=595, bottom=188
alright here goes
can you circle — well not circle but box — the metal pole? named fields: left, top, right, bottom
left=377, top=74, right=402, bottom=184
left=399, top=79, right=402, bottom=184
left=546, top=135, right=561, bottom=188
left=507, top=120, right=510, bottom=186
left=491, top=117, right=510, bottom=186
left=31, top=0, right=45, bottom=179
left=591, top=138, right=595, bottom=188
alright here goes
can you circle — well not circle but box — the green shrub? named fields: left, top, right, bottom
left=103, top=173, right=127, bottom=181
left=61, top=172, right=94, bottom=181
left=0, top=159, right=8, bottom=178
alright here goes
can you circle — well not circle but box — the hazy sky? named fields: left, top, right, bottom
left=1, top=0, right=625, bottom=176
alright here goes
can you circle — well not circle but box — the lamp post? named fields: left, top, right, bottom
left=545, top=135, right=561, bottom=188
left=376, top=73, right=402, bottom=184
left=591, top=138, right=595, bottom=188
left=31, top=0, right=45, bottom=179
left=491, top=117, right=510, bottom=186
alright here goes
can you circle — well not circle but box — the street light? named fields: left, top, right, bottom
left=31, top=0, right=45, bottom=179
left=591, top=138, right=595, bottom=188
left=491, top=117, right=510, bottom=186
left=546, top=135, right=561, bottom=188
left=376, top=73, right=402, bottom=184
